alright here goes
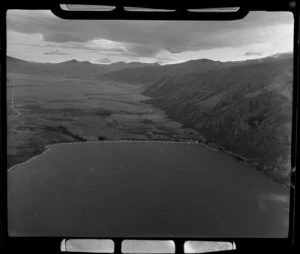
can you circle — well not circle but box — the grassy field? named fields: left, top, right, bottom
left=7, top=72, right=202, bottom=169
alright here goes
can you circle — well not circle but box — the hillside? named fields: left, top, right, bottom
left=7, top=57, right=104, bottom=80
left=103, top=58, right=226, bottom=85
left=105, top=54, right=293, bottom=187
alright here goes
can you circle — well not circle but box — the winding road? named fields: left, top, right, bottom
left=10, top=79, right=21, bottom=121
left=9, top=78, right=83, bottom=136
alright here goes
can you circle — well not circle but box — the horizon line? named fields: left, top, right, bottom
left=7, top=51, right=292, bottom=66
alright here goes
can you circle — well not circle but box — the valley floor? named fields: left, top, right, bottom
left=7, top=73, right=202, bottom=169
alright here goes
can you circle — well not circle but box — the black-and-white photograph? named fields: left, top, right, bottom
left=6, top=7, right=293, bottom=245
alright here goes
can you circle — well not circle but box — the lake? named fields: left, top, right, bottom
left=8, top=141, right=290, bottom=238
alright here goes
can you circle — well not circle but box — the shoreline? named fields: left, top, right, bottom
left=7, top=139, right=290, bottom=189
left=199, top=142, right=290, bottom=189
left=7, top=140, right=199, bottom=172
left=8, top=145, right=50, bottom=172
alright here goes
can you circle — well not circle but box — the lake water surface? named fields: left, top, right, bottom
left=8, top=141, right=290, bottom=238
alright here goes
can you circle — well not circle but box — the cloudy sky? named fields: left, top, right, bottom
left=7, top=10, right=294, bottom=65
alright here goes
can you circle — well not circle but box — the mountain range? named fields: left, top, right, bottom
left=6, top=56, right=158, bottom=79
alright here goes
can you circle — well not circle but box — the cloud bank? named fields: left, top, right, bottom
left=6, top=10, right=293, bottom=63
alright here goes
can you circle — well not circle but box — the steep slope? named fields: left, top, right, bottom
left=103, top=53, right=293, bottom=86
left=103, top=58, right=225, bottom=85
left=142, top=54, right=293, bottom=186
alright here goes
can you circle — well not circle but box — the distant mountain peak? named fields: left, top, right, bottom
left=60, top=59, right=94, bottom=65
left=108, top=61, right=155, bottom=66
left=68, top=59, right=80, bottom=63
left=107, top=61, right=126, bottom=66
left=167, top=58, right=219, bottom=67
left=269, top=52, right=292, bottom=59
left=7, top=55, right=27, bottom=63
